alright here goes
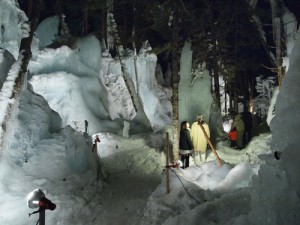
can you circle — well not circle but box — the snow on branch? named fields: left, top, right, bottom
left=253, top=75, right=276, bottom=118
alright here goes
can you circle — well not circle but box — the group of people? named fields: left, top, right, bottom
left=228, top=111, right=253, bottom=150
left=179, top=115, right=210, bottom=169
left=178, top=111, right=253, bottom=169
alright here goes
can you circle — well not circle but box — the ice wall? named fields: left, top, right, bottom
left=2, top=85, right=61, bottom=163
left=29, top=32, right=170, bottom=134
left=127, top=50, right=172, bottom=130
left=0, top=0, right=28, bottom=59
left=62, top=126, right=95, bottom=173
left=282, top=7, right=299, bottom=71
left=100, top=48, right=172, bottom=132
left=35, top=16, right=60, bottom=49
left=30, top=15, right=172, bottom=134
left=179, top=42, right=212, bottom=123
left=235, top=29, right=300, bottom=225
left=179, top=42, right=225, bottom=142
left=270, top=30, right=300, bottom=152
left=0, top=48, right=15, bottom=89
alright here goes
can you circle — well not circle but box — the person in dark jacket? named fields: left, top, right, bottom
left=241, top=111, right=253, bottom=145
left=179, top=121, right=194, bottom=169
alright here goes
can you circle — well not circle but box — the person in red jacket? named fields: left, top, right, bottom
left=228, top=128, right=237, bottom=148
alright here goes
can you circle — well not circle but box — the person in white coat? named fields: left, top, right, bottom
left=231, top=113, right=245, bottom=149
left=190, top=115, right=210, bottom=165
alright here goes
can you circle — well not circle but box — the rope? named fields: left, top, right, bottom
left=170, top=169, right=201, bottom=204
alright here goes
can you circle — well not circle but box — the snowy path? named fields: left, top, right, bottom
left=83, top=133, right=164, bottom=225
left=90, top=173, right=160, bottom=225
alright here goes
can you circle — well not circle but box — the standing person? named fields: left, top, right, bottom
left=179, top=121, right=194, bottom=169
left=241, top=111, right=253, bottom=145
left=92, top=135, right=101, bottom=153
left=231, top=113, right=245, bottom=149
left=190, top=115, right=210, bottom=165
left=228, top=127, right=237, bottom=148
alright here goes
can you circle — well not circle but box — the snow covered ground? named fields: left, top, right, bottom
left=0, top=75, right=272, bottom=225
left=0, top=84, right=271, bottom=225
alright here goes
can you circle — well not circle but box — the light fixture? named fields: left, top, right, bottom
left=27, top=189, right=45, bottom=209
left=27, top=189, right=56, bottom=225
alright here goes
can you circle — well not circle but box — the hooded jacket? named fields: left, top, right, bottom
left=190, top=121, right=210, bottom=152
left=179, top=128, right=194, bottom=152
left=231, top=114, right=245, bottom=132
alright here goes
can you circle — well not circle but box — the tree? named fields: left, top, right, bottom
left=270, top=0, right=286, bottom=87
left=142, top=0, right=199, bottom=161
left=17, top=0, right=42, bottom=94
left=170, top=23, right=180, bottom=162
left=190, top=0, right=276, bottom=112
left=106, top=0, right=153, bottom=131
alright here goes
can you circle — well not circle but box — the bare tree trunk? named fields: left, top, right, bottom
left=229, top=84, right=233, bottom=112
left=100, top=7, right=107, bottom=48
left=171, top=30, right=180, bottom=162
left=243, top=0, right=277, bottom=69
left=0, top=0, right=41, bottom=150
left=212, top=58, right=221, bottom=108
left=233, top=81, right=238, bottom=113
left=55, top=0, right=69, bottom=36
left=207, top=1, right=221, bottom=109
left=107, top=4, right=137, bottom=112
left=165, top=132, right=170, bottom=194
left=243, top=71, right=248, bottom=112
left=106, top=1, right=152, bottom=131
left=247, top=73, right=253, bottom=112
left=17, top=0, right=41, bottom=95
left=123, top=5, right=127, bottom=46
left=274, top=17, right=284, bottom=87
left=249, top=85, right=253, bottom=113
left=224, top=79, right=228, bottom=114
left=132, top=2, right=139, bottom=94
left=270, top=0, right=286, bottom=87
left=82, top=3, right=88, bottom=35
left=229, top=94, right=233, bottom=113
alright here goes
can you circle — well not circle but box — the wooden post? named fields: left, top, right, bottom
left=165, top=132, right=170, bottom=194
left=198, top=123, right=222, bottom=166
left=91, top=135, right=104, bottom=181
left=84, top=120, right=88, bottom=133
